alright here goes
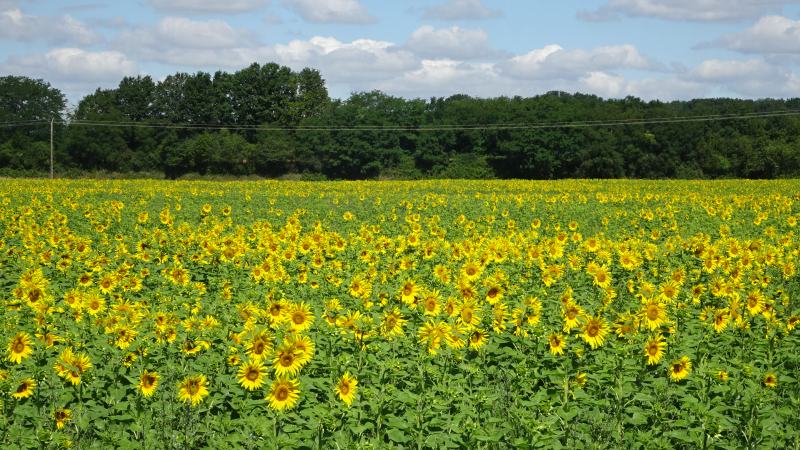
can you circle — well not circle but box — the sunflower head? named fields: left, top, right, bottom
left=267, top=377, right=300, bottom=411
left=139, top=370, right=159, bottom=398
left=335, top=372, right=358, bottom=406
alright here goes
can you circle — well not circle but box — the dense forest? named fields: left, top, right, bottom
left=2, top=63, right=800, bottom=179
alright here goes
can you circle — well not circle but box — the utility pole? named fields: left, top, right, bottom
left=50, top=118, right=54, bottom=179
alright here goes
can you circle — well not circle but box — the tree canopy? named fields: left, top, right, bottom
left=1, top=66, right=800, bottom=179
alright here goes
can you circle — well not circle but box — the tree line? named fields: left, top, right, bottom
left=2, top=64, right=800, bottom=179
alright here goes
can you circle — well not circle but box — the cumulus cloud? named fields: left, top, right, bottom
left=422, top=0, right=501, bottom=21
left=2, top=48, right=137, bottom=83
left=113, top=17, right=259, bottom=65
left=684, top=58, right=800, bottom=97
left=146, top=0, right=270, bottom=13
left=281, top=0, right=374, bottom=24
left=705, top=16, right=800, bottom=54
left=405, top=26, right=497, bottom=60
left=578, top=0, right=800, bottom=21
left=500, top=44, right=659, bottom=79
left=0, top=7, right=98, bottom=44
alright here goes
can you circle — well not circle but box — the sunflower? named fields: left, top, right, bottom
left=138, top=370, right=159, bottom=398
left=287, top=334, right=315, bottom=366
left=399, top=279, right=419, bottom=305
left=267, top=377, right=300, bottom=411
left=12, top=378, right=36, bottom=400
left=581, top=316, right=609, bottom=349
left=548, top=333, right=566, bottom=356
left=457, top=300, right=481, bottom=328
left=716, top=370, right=729, bottom=382
left=592, top=265, right=612, bottom=289
left=381, top=307, right=406, bottom=338
left=712, top=308, right=729, bottom=333
left=640, top=298, right=668, bottom=331
left=237, top=361, right=267, bottom=391
left=53, top=408, right=72, bottom=429
left=246, top=330, right=273, bottom=363
left=273, top=343, right=303, bottom=377
left=643, top=335, right=667, bottom=365
left=7, top=332, right=32, bottom=364
left=562, top=302, right=584, bottom=332
left=177, top=374, right=209, bottom=406
left=764, top=372, right=778, bottom=388
left=468, top=328, right=488, bottom=350
left=335, top=372, right=358, bottom=406
left=288, top=302, right=314, bottom=332
left=669, top=356, right=692, bottom=382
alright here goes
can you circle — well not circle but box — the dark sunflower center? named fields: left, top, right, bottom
left=340, top=383, right=350, bottom=395
left=292, top=312, right=305, bottom=324
left=587, top=324, right=599, bottom=337
left=13, top=341, right=25, bottom=353
left=246, top=369, right=260, bottom=381
left=281, top=353, right=294, bottom=366
left=647, top=307, right=659, bottom=320
left=188, top=381, right=199, bottom=395
left=275, top=387, right=289, bottom=401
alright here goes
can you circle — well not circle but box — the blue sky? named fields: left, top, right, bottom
left=2, top=0, right=800, bottom=105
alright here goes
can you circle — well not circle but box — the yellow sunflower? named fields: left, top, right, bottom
left=581, top=316, right=609, bottom=350
left=288, top=302, right=314, bottom=332
left=273, top=343, right=303, bottom=377
left=640, top=298, right=668, bottom=331
left=335, top=372, right=358, bottom=406
left=12, top=378, right=36, bottom=400
left=138, top=370, right=159, bottom=398
left=246, top=330, right=273, bottom=363
left=764, top=373, right=778, bottom=388
left=7, top=332, right=33, bottom=364
left=643, top=335, right=667, bottom=365
left=548, top=333, right=566, bottom=356
left=177, top=374, right=209, bottom=406
left=669, top=356, right=692, bottom=382
left=53, top=408, right=72, bottom=429
left=562, top=302, right=584, bottom=332
left=267, top=377, right=300, bottom=411
left=468, top=329, right=488, bottom=350
left=237, top=361, right=267, bottom=391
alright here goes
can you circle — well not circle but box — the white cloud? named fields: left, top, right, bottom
left=707, top=16, right=800, bottom=54
left=3, top=48, right=137, bottom=83
left=501, top=44, right=658, bottom=79
left=113, top=17, right=259, bottom=64
left=405, top=26, right=495, bottom=60
left=578, top=0, right=800, bottom=21
left=684, top=58, right=800, bottom=97
left=147, top=0, right=270, bottom=13
left=281, top=0, right=374, bottom=23
left=0, top=8, right=98, bottom=44
left=373, top=59, right=504, bottom=97
left=422, top=0, right=501, bottom=20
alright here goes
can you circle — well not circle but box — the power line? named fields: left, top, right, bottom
left=3, top=109, right=800, bottom=131
left=64, top=109, right=800, bottom=132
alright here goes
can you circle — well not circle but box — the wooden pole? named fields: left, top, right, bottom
left=50, top=118, right=54, bottom=179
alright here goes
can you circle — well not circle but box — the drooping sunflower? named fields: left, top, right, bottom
left=548, top=333, right=566, bottom=356
left=177, top=374, right=209, bottom=406
left=267, top=377, right=300, bottom=411
left=764, top=372, right=778, bottom=388
left=335, top=372, right=358, bottom=406
left=468, top=328, right=488, bottom=350
left=237, top=360, right=267, bottom=391
left=138, top=370, right=159, bottom=398
left=669, top=356, right=692, bottom=382
left=273, top=343, right=303, bottom=377
left=581, top=316, right=609, bottom=350
left=643, top=335, right=667, bottom=365
left=7, top=332, right=32, bottom=364
left=12, top=378, right=36, bottom=400
left=53, top=408, right=72, bottom=429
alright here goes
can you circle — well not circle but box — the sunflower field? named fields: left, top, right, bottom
left=1, top=179, right=799, bottom=449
